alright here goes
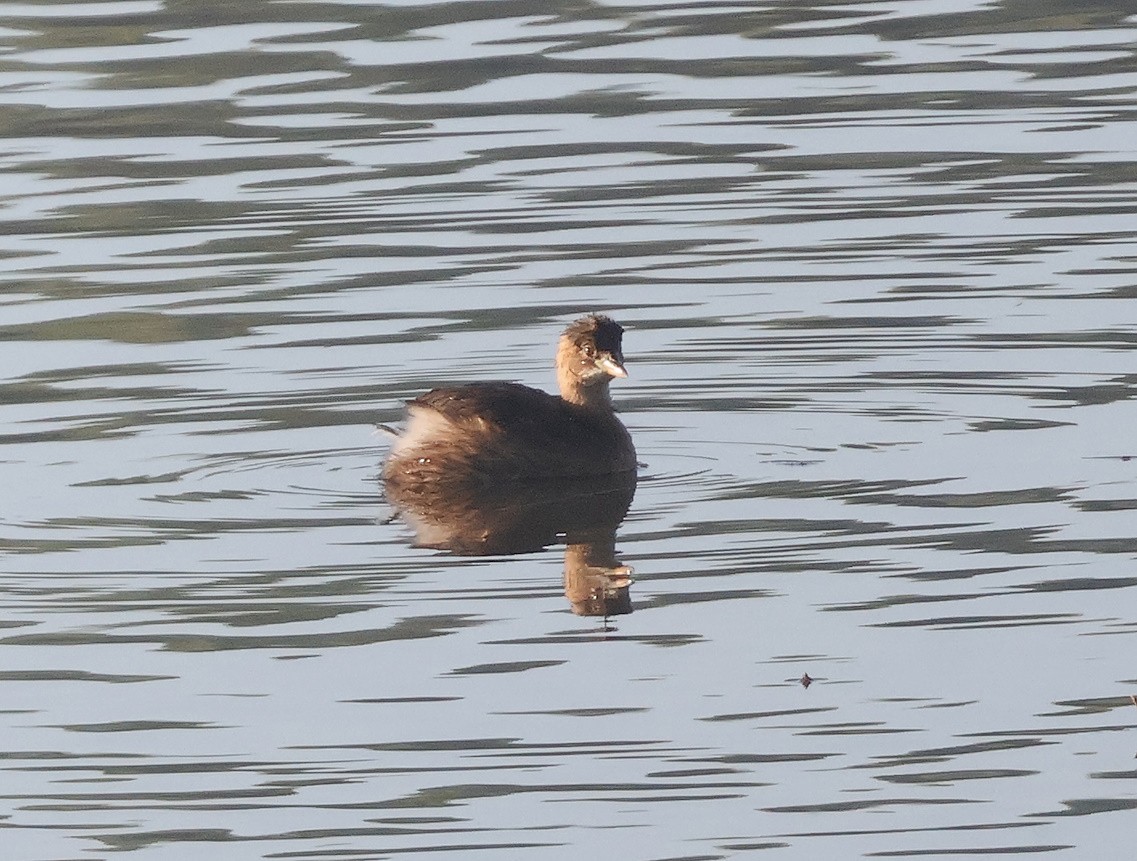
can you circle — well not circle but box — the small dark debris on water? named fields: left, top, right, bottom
left=800, top=673, right=813, bottom=688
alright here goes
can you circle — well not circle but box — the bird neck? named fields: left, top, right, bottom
left=557, top=367, right=613, bottom=411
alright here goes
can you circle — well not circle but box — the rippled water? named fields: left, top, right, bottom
left=3, top=1, right=1137, bottom=858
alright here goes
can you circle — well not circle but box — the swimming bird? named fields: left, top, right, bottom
left=382, top=314, right=635, bottom=487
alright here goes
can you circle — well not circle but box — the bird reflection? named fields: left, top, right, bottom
left=384, top=471, right=636, bottom=617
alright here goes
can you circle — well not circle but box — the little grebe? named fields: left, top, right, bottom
left=383, top=315, right=635, bottom=487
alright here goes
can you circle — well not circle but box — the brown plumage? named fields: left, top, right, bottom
left=383, top=315, right=635, bottom=487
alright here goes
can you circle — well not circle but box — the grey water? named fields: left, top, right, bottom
left=2, top=1, right=1137, bottom=858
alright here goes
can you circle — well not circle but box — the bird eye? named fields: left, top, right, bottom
left=582, top=344, right=596, bottom=358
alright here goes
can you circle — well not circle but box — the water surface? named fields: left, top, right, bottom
left=3, top=1, right=1137, bottom=858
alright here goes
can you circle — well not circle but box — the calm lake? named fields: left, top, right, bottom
left=3, top=1, right=1137, bottom=858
